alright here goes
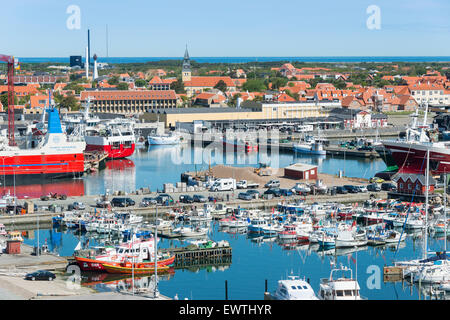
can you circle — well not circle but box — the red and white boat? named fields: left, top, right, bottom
left=278, top=225, right=297, bottom=240
left=0, top=107, right=86, bottom=184
left=382, top=104, right=449, bottom=175
left=64, top=98, right=136, bottom=159
left=74, top=237, right=174, bottom=272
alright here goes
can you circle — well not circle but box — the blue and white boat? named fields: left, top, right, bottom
left=248, top=217, right=268, bottom=233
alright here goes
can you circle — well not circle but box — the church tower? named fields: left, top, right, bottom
left=182, top=45, right=191, bottom=82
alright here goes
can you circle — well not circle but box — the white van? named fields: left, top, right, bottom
left=210, top=178, right=236, bottom=192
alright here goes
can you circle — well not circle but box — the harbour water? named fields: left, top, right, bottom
left=81, top=145, right=386, bottom=196
left=22, top=224, right=448, bottom=300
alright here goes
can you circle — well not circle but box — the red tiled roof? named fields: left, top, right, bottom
left=184, top=76, right=236, bottom=88
left=80, top=90, right=177, bottom=101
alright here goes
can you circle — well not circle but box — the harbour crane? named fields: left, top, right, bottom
left=0, top=54, right=20, bottom=146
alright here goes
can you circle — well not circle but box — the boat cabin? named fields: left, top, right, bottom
left=273, top=276, right=318, bottom=300
left=319, top=266, right=362, bottom=300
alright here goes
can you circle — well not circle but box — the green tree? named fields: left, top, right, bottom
left=108, top=76, right=120, bottom=85
left=58, top=95, right=80, bottom=111
left=242, top=79, right=266, bottom=92
left=135, top=79, right=147, bottom=88
left=214, top=80, right=227, bottom=92
left=171, top=80, right=185, bottom=94
left=0, top=94, right=18, bottom=109
left=117, top=82, right=129, bottom=90
left=65, top=83, right=85, bottom=94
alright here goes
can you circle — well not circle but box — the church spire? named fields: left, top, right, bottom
left=182, top=45, right=191, bottom=82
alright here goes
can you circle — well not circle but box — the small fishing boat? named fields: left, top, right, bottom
left=148, top=133, right=180, bottom=145
left=278, top=225, right=297, bottom=240
left=103, top=263, right=172, bottom=274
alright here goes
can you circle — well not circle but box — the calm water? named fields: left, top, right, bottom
left=22, top=224, right=449, bottom=300
left=18, top=145, right=447, bottom=300
left=19, top=56, right=450, bottom=64
left=81, top=145, right=386, bottom=196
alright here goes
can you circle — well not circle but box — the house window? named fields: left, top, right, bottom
left=399, top=183, right=404, bottom=189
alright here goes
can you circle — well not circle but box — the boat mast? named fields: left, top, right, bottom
left=445, top=171, right=447, bottom=253
left=424, top=149, right=429, bottom=260
left=154, top=206, right=159, bottom=298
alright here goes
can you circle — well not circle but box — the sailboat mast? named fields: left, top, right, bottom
left=445, top=171, right=447, bottom=253
left=424, top=149, right=429, bottom=260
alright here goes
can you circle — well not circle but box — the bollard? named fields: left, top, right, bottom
left=225, top=280, right=228, bottom=300
left=265, top=279, right=268, bottom=292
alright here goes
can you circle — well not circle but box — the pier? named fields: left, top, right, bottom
left=161, top=246, right=232, bottom=269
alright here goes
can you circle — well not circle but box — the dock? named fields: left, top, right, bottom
left=162, top=245, right=232, bottom=268
left=83, top=151, right=108, bottom=173
left=324, top=146, right=380, bottom=159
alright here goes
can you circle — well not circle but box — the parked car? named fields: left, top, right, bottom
left=343, top=185, right=359, bottom=193
left=71, top=202, right=86, bottom=210
left=264, top=188, right=282, bottom=197
left=370, top=177, right=385, bottom=183
left=111, top=197, right=135, bottom=207
left=140, top=197, right=157, bottom=207
left=355, top=185, right=368, bottom=193
left=265, top=180, right=280, bottom=188
left=238, top=192, right=253, bottom=201
left=279, top=188, right=294, bottom=197
left=367, top=183, right=381, bottom=192
left=179, top=195, right=195, bottom=204
left=246, top=189, right=261, bottom=199
left=336, top=186, right=349, bottom=194
left=193, top=194, right=207, bottom=203
left=25, top=270, right=56, bottom=281
left=155, top=194, right=174, bottom=205
left=381, top=182, right=397, bottom=191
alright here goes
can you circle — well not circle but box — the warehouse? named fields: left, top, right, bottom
left=284, top=163, right=318, bottom=180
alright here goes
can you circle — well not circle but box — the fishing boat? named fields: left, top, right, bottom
left=173, top=225, right=208, bottom=237
left=278, top=225, right=298, bottom=240
left=318, top=265, right=364, bottom=300
left=248, top=217, right=268, bottom=233
left=74, top=237, right=170, bottom=272
left=0, top=106, right=86, bottom=184
left=147, top=133, right=180, bottom=145
left=335, top=229, right=368, bottom=248
left=270, top=275, right=318, bottom=300
left=293, top=140, right=326, bottom=155
left=103, top=263, right=172, bottom=274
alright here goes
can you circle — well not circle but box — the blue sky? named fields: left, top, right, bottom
left=2, top=0, right=450, bottom=57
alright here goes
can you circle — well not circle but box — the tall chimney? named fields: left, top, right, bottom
left=85, top=46, right=89, bottom=78
left=88, top=29, right=91, bottom=68
left=93, top=54, right=98, bottom=80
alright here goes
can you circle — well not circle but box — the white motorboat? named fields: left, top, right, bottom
left=318, top=265, right=364, bottom=300
left=270, top=275, right=318, bottom=300
left=175, top=226, right=209, bottom=237
left=335, top=229, right=368, bottom=248
left=413, top=260, right=450, bottom=284
left=293, top=138, right=326, bottom=156
left=148, top=133, right=180, bottom=145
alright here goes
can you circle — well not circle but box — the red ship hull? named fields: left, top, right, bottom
left=0, top=153, right=85, bottom=184
left=85, top=143, right=135, bottom=159
left=382, top=141, right=450, bottom=175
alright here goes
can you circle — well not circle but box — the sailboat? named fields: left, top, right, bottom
left=394, top=150, right=449, bottom=280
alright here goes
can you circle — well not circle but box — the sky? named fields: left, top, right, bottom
left=2, top=0, right=450, bottom=58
